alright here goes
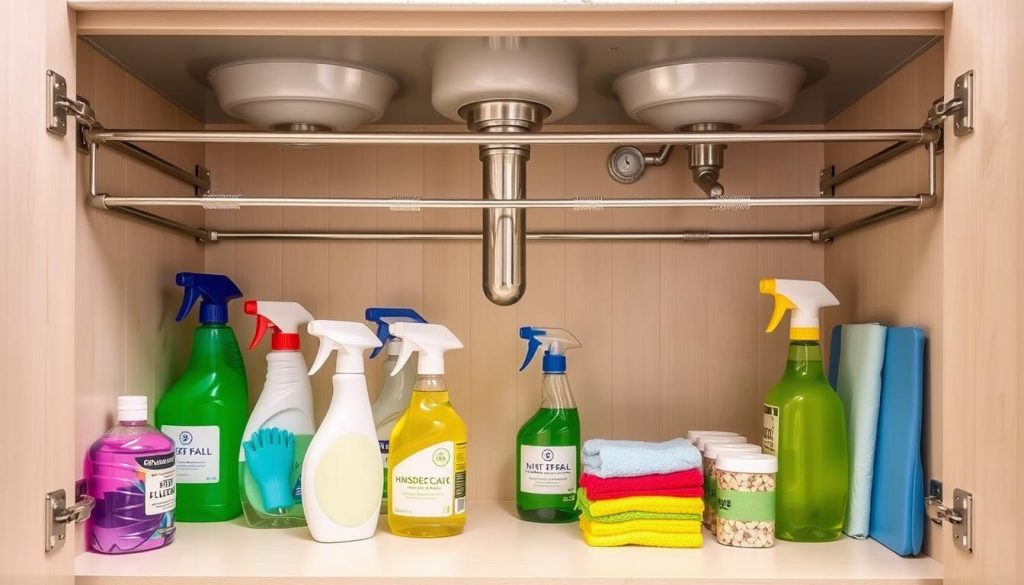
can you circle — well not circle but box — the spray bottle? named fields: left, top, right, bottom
left=386, top=323, right=466, bottom=538
left=238, top=301, right=315, bottom=528
left=302, top=320, right=383, bottom=542
left=156, top=272, right=248, bottom=522
left=365, top=307, right=428, bottom=512
left=516, top=327, right=582, bottom=523
left=760, top=278, right=849, bottom=542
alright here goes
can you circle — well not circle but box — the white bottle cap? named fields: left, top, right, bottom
left=716, top=453, right=778, bottom=474
left=117, top=395, right=148, bottom=422
left=686, top=430, right=739, bottom=442
left=704, top=443, right=761, bottom=461
left=696, top=435, right=747, bottom=452
left=388, top=339, right=403, bottom=357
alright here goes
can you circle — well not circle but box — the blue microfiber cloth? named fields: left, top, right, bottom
left=582, top=438, right=701, bottom=478
left=869, top=327, right=925, bottom=556
left=831, top=324, right=888, bottom=539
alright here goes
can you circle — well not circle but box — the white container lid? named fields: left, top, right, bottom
left=716, top=453, right=778, bottom=474
left=696, top=435, right=747, bottom=452
left=686, top=430, right=738, bottom=442
left=705, top=443, right=761, bottom=461
left=117, top=395, right=148, bottom=422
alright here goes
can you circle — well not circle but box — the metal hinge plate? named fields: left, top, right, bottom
left=46, top=70, right=69, bottom=136
left=925, top=480, right=974, bottom=553
left=45, top=484, right=95, bottom=553
left=927, top=70, right=974, bottom=137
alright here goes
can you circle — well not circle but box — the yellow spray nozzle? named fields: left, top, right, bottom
left=759, top=278, right=796, bottom=333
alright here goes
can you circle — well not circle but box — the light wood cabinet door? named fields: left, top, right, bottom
left=0, top=1, right=77, bottom=583
left=942, top=0, right=1023, bottom=583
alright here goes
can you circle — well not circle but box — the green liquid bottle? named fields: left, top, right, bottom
left=156, top=273, right=249, bottom=522
left=516, top=327, right=582, bottom=523
left=760, top=279, right=849, bottom=542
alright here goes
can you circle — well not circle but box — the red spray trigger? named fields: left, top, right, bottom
left=244, top=300, right=310, bottom=351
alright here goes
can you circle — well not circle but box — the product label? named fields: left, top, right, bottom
left=135, top=452, right=176, bottom=516
left=162, top=425, right=219, bottom=484
left=520, top=445, right=576, bottom=495
left=380, top=439, right=390, bottom=503
left=716, top=488, right=776, bottom=522
left=762, top=404, right=779, bottom=455
left=391, top=441, right=466, bottom=518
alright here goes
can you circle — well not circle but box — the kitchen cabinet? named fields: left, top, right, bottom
left=3, top=1, right=1020, bottom=584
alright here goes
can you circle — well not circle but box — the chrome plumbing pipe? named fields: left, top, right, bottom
left=461, top=100, right=549, bottom=306
left=87, top=128, right=941, bottom=146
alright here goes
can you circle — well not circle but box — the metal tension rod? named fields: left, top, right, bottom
left=88, top=128, right=940, bottom=146
left=211, top=231, right=819, bottom=243
left=95, top=194, right=931, bottom=211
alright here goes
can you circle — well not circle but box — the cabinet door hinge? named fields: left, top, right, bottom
left=925, top=479, right=974, bottom=553
left=46, top=69, right=99, bottom=137
left=45, top=483, right=95, bottom=553
left=926, top=70, right=974, bottom=137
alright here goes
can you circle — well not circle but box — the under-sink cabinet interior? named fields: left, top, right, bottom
left=62, top=26, right=952, bottom=585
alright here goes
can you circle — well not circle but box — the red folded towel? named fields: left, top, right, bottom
left=580, top=468, right=704, bottom=501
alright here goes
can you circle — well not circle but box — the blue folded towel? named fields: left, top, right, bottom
left=582, top=438, right=701, bottom=478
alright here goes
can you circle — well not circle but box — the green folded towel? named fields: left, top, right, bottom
left=576, top=488, right=701, bottom=523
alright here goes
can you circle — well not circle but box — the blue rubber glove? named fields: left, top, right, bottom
left=243, top=427, right=296, bottom=512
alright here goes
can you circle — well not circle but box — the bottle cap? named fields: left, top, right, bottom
left=704, top=443, right=761, bottom=461
left=117, top=395, right=148, bottom=422
left=686, top=430, right=739, bottom=442
left=716, top=453, right=778, bottom=474
left=696, top=435, right=747, bottom=452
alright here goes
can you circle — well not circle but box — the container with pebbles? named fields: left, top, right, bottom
left=714, top=453, right=778, bottom=548
left=694, top=434, right=747, bottom=529
left=703, top=442, right=762, bottom=533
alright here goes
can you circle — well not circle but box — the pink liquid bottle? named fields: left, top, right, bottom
left=86, top=396, right=176, bottom=554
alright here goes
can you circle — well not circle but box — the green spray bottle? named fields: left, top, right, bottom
left=156, top=272, right=249, bottom=522
left=516, top=327, right=582, bottom=523
left=760, top=278, right=849, bottom=541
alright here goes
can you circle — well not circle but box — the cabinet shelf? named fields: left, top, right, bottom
left=76, top=501, right=941, bottom=584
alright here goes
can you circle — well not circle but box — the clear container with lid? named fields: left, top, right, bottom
left=693, top=435, right=746, bottom=528
left=702, top=443, right=761, bottom=531
left=714, top=453, right=777, bottom=548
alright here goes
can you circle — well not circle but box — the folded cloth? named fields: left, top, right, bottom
left=580, top=516, right=702, bottom=536
left=582, top=438, right=701, bottom=478
left=579, top=469, right=703, bottom=500
left=831, top=324, right=888, bottom=539
left=576, top=488, right=704, bottom=517
left=580, top=517, right=703, bottom=548
left=580, top=508, right=701, bottom=524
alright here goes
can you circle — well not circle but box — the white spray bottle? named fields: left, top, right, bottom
left=302, top=320, right=383, bottom=542
left=239, top=300, right=315, bottom=528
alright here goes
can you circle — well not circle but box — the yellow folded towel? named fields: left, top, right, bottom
left=580, top=518, right=703, bottom=548
left=579, top=489, right=704, bottom=517
left=580, top=516, right=702, bottom=537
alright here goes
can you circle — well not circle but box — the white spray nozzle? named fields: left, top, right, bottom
left=759, top=278, right=839, bottom=341
left=307, top=320, right=382, bottom=375
left=389, top=322, right=462, bottom=376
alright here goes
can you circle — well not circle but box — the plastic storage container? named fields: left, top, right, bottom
left=714, top=453, right=778, bottom=548
left=703, top=443, right=762, bottom=532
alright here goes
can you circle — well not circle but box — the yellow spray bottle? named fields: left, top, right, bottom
left=386, top=323, right=467, bottom=538
left=760, top=278, right=849, bottom=542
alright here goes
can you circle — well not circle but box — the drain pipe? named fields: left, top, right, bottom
left=460, top=100, right=550, bottom=306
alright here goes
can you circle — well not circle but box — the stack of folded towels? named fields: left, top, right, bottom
left=577, top=438, right=705, bottom=548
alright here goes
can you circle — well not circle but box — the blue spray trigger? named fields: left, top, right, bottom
left=175, top=272, right=243, bottom=324
left=518, top=327, right=546, bottom=371
left=365, top=307, right=427, bottom=359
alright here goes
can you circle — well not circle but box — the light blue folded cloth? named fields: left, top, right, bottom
left=834, top=323, right=888, bottom=539
left=582, top=438, right=701, bottom=478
